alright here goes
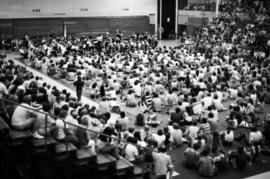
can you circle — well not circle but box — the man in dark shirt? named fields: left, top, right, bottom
left=170, top=107, right=184, bottom=126
left=229, top=146, right=250, bottom=170
left=74, top=76, right=84, bottom=102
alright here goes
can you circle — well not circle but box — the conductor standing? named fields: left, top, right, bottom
left=74, top=76, right=84, bottom=102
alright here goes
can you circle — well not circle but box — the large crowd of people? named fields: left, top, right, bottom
left=1, top=0, right=270, bottom=178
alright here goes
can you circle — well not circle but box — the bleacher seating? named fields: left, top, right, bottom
left=9, top=130, right=33, bottom=146
left=32, top=137, right=56, bottom=154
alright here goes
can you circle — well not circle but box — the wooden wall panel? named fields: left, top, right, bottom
left=13, top=19, right=63, bottom=38
left=0, top=19, right=12, bottom=38
left=149, top=24, right=155, bottom=34
left=8, top=16, right=150, bottom=38
left=188, top=17, right=208, bottom=26
left=65, top=18, right=109, bottom=36
left=109, top=16, right=149, bottom=36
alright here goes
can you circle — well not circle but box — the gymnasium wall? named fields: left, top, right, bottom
left=0, top=16, right=150, bottom=38
left=0, top=0, right=157, bottom=18
left=0, top=0, right=156, bottom=38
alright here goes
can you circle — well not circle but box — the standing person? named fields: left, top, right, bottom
left=152, top=146, right=174, bottom=179
left=74, top=76, right=84, bottom=101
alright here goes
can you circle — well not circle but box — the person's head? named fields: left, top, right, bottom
left=71, top=110, right=78, bottom=118
left=175, top=107, right=180, bottom=113
left=104, top=112, right=111, bottom=120
left=251, top=127, right=257, bottom=132
left=173, top=123, right=179, bottom=130
left=120, top=111, right=126, bottom=118
left=81, top=116, right=88, bottom=126
left=193, top=143, right=200, bottom=150
left=213, top=131, right=219, bottom=137
left=207, top=106, right=213, bottom=111
left=201, top=146, right=210, bottom=156
left=128, top=127, right=135, bottom=134
left=163, top=126, right=169, bottom=134
left=61, top=104, right=69, bottom=111
left=157, top=129, right=163, bottom=136
left=134, top=131, right=141, bottom=141
left=42, top=102, right=51, bottom=112
left=59, top=109, right=68, bottom=119
left=152, top=140, right=158, bottom=148
left=227, top=127, right=232, bottom=133
left=144, top=126, right=149, bottom=132
left=22, top=95, right=32, bottom=105
left=158, top=146, right=167, bottom=153
left=237, top=146, right=244, bottom=153
left=201, top=117, right=207, bottom=123
left=208, top=112, right=214, bottom=119
left=127, top=136, right=135, bottom=144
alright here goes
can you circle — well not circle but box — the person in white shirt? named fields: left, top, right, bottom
left=0, top=79, right=8, bottom=97
left=133, top=81, right=142, bottom=97
left=65, top=110, right=79, bottom=134
left=221, top=127, right=234, bottom=146
left=249, top=127, right=262, bottom=144
left=185, top=121, right=199, bottom=146
left=152, top=129, right=166, bottom=148
left=212, top=94, right=228, bottom=111
left=171, top=123, right=183, bottom=146
left=97, top=98, right=110, bottom=115
left=11, top=95, right=42, bottom=138
left=152, top=147, right=173, bottom=178
left=228, top=88, right=238, bottom=99
left=125, top=137, right=139, bottom=162
left=201, top=93, right=213, bottom=110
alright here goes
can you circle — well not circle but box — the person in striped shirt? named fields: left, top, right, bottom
left=198, top=118, right=212, bottom=145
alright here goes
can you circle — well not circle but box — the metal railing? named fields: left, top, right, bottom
left=0, top=96, right=154, bottom=155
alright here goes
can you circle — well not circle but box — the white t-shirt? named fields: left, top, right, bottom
left=224, top=131, right=234, bottom=142
left=187, top=126, right=199, bottom=139
left=0, top=82, right=8, bottom=97
left=11, top=103, right=36, bottom=126
left=133, top=84, right=142, bottom=97
left=152, top=134, right=166, bottom=147
left=249, top=131, right=262, bottom=143
left=125, top=144, right=139, bottom=162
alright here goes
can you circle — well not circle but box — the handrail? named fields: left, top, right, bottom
left=0, top=96, right=155, bottom=153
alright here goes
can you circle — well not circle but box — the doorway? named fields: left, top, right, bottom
left=158, top=0, right=176, bottom=39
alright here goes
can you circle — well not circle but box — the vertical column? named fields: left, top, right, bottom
left=216, top=0, right=220, bottom=17
left=63, top=24, right=67, bottom=38
left=159, top=0, right=162, bottom=40
left=175, top=0, right=178, bottom=39
left=155, top=0, right=158, bottom=34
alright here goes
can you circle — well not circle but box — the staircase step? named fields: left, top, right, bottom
left=95, top=153, right=116, bottom=171
left=9, top=130, right=33, bottom=146
left=54, top=143, right=77, bottom=160
left=55, top=143, right=77, bottom=154
left=32, top=137, right=56, bottom=154
left=32, top=137, right=56, bottom=147
left=133, top=164, right=144, bottom=176
left=75, top=147, right=97, bottom=166
left=115, top=156, right=134, bottom=176
left=0, top=116, right=9, bottom=134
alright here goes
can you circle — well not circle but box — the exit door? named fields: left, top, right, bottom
left=158, top=0, right=176, bottom=39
